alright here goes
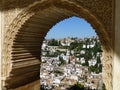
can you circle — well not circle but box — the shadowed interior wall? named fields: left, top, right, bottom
left=113, top=0, right=120, bottom=89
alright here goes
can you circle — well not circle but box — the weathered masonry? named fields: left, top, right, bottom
left=0, top=0, right=120, bottom=90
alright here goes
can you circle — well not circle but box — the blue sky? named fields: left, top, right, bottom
left=45, top=16, right=96, bottom=39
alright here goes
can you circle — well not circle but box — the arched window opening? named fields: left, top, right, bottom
left=40, top=16, right=104, bottom=90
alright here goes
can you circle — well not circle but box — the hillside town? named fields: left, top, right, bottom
left=40, top=37, right=104, bottom=90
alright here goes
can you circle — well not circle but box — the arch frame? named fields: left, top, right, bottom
left=2, top=0, right=113, bottom=89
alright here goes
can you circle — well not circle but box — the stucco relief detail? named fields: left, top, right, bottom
left=2, top=9, right=31, bottom=78
left=102, top=50, right=113, bottom=90
left=2, top=0, right=114, bottom=89
left=71, top=0, right=113, bottom=39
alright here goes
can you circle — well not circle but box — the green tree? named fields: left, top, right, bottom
left=48, top=39, right=59, bottom=46
left=98, top=64, right=102, bottom=72
left=58, top=57, right=66, bottom=66
left=69, top=41, right=78, bottom=50
left=67, top=82, right=84, bottom=90
left=68, top=59, right=70, bottom=64
left=97, top=56, right=101, bottom=63
left=84, top=51, right=92, bottom=60
left=54, top=70, right=63, bottom=75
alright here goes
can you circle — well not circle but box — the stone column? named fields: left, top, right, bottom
left=0, top=1, right=4, bottom=88
left=0, top=11, right=2, bottom=90
left=0, top=8, right=4, bottom=90
left=0, top=10, right=2, bottom=90
left=113, top=0, right=120, bottom=89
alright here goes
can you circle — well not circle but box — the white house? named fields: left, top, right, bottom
left=53, top=78, right=61, bottom=84
left=80, top=57, right=85, bottom=64
left=83, top=44, right=86, bottom=48
left=88, top=59, right=97, bottom=66
left=42, top=43, right=47, bottom=50
left=80, top=50, right=85, bottom=55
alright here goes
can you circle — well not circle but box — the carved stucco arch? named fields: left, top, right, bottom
left=2, top=0, right=112, bottom=89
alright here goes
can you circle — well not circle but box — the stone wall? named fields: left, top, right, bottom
left=14, top=80, right=40, bottom=90
left=0, top=0, right=114, bottom=90
left=113, top=0, right=120, bottom=89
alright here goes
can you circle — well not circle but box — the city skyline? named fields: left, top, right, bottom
left=45, top=16, right=97, bottom=39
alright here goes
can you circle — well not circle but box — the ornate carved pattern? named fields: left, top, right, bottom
left=71, top=0, right=113, bottom=41
left=102, top=50, right=113, bottom=90
left=3, top=0, right=39, bottom=10
left=2, top=0, right=114, bottom=89
left=3, top=0, right=114, bottom=40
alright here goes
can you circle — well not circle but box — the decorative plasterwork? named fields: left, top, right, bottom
left=3, top=0, right=114, bottom=42
left=2, top=0, right=114, bottom=89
